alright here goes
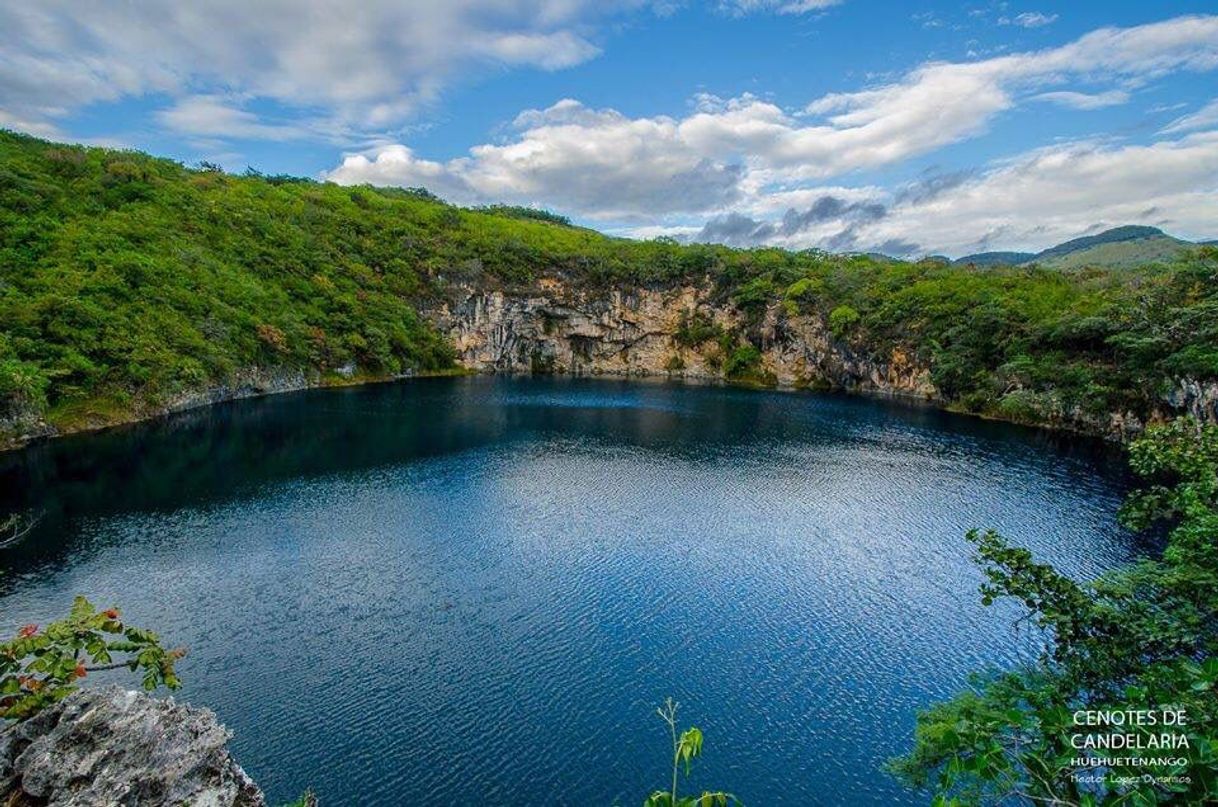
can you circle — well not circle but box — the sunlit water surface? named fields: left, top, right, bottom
left=0, top=377, right=1145, bottom=805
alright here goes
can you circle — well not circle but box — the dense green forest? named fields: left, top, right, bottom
left=1, top=129, right=1216, bottom=442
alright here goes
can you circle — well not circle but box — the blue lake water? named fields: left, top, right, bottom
left=0, top=376, right=1145, bottom=805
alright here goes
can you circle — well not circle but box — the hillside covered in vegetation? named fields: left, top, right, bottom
left=954, top=225, right=1200, bottom=270
left=1, top=130, right=1216, bottom=444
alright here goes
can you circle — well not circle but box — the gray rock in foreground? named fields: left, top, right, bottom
left=0, top=686, right=265, bottom=806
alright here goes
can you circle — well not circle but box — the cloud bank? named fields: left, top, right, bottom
left=0, top=0, right=659, bottom=139
left=326, top=15, right=1218, bottom=254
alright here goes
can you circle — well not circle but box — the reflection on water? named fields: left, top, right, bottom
left=0, top=377, right=1141, bottom=805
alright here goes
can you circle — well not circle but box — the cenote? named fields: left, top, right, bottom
left=0, top=377, right=1147, bottom=805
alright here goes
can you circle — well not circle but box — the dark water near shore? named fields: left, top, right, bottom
left=0, top=377, right=1144, bottom=805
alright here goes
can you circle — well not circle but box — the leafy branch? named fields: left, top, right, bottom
left=0, top=596, right=185, bottom=721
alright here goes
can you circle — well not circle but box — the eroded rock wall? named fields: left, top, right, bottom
left=428, top=281, right=937, bottom=400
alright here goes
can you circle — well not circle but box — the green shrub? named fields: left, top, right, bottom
left=891, top=419, right=1218, bottom=805
left=827, top=304, right=861, bottom=338
left=783, top=276, right=823, bottom=304
left=0, top=358, right=48, bottom=416
left=994, top=389, right=1047, bottom=424
left=673, top=309, right=723, bottom=348
left=278, top=791, right=318, bottom=807
left=477, top=204, right=571, bottom=227
left=723, top=344, right=762, bottom=379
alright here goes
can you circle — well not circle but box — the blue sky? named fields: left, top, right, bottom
left=2, top=1, right=1217, bottom=256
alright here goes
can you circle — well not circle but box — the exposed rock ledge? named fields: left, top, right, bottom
left=0, top=686, right=264, bottom=806
left=0, top=365, right=410, bottom=452
left=428, top=282, right=937, bottom=399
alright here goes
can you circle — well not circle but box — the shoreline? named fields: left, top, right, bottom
left=0, top=366, right=474, bottom=454
left=0, top=362, right=1124, bottom=456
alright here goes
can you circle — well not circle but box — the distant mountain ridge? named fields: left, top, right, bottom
left=950, top=250, right=1035, bottom=267
left=1035, top=225, right=1164, bottom=258
left=955, top=225, right=1204, bottom=269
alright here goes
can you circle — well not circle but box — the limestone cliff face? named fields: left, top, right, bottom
left=752, top=303, right=938, bottom=398
left=428, top=281, right=938, bottom=400
left=0, top=687, right=265, bottom=806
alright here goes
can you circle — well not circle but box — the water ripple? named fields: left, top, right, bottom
left=0, top=377, right=1135, bottom=805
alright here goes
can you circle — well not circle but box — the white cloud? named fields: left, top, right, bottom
left=1032, top=89, right=1130, bottom=109
left=734, top=184, right=888, bottom=218
left=326, top=100, right=744, bottom=219
left=0, top=1, right=652, bottom=139
left=875, top=134, right=1218, bottom=254
left=156, top=96, right=309, bottom=141
left=1161, top=99, right=1218, bottom=134
left=717, top=0, right=842, bottom=15
left=471, top=31, right=602, bottom=70
left=0, top=110, right=64, bottom=140
left=775, top=15, right=1218, bottom=175
left=705, top=134, right=1218, bottom=255
left=613, top=223, right=703, bottom=240
left=1003, top=12, right=1059, bottom=29
left=326, top=145, right=477, bottom=202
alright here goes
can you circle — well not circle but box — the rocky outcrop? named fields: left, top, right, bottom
left=1163, top=378, right=1218, bottom=426
left=752, top=303, right=937, bottom=398
left=433, top=284, right=704, bottom=377
left=0, top=403, right=53, bottom=448
left=427, top=281, right=937, bottom=400
left=1085, top=379, right=1218, bottom=439
left=0, top=687, right=265, bottom=806
left=156, top=366, right=323, bottom=420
